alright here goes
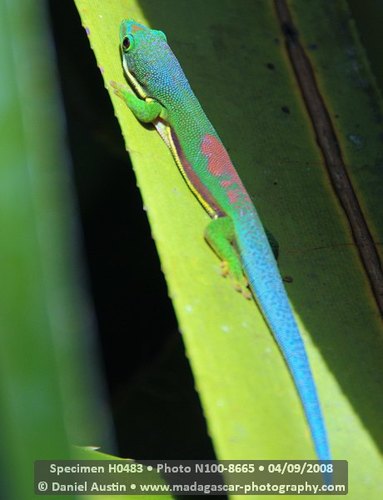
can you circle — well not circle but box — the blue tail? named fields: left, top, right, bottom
left=235, top=210, right=330, bottom=461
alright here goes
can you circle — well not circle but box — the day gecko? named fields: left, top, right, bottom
left=111, top=20, right=330, bottom=461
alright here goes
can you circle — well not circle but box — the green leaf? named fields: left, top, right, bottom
left=73, top=448, right=173, bottom=500
left=0, top=1, right=109, bottom=498
left=73, top=0, right=383, bottom=497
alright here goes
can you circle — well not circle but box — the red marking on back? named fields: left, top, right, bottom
left=201, top=134, right=235, bottom=177
left=201, top=134, right=251, bottom=210
left=131, top=24, right=144, bottom=32
left=227, top=190, right=240, bottom=204
left=221, top=179, right=234, bottom=188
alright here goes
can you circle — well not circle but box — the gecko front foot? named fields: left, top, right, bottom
left=110, top=80, right=164, bottom=123
left=110, top=80, right=133, bottom=100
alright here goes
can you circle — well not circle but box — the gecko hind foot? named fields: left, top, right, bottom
left=220, top=261, right=252, bottom=300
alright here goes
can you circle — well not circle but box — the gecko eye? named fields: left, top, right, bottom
left=122, top=35, right=133, bottom=52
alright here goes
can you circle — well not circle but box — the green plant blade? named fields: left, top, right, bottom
left=73, top=448, right=173, bottom=500
left=0, top=1, right=109, bottom=498
left=73, top=1, right=383, bottom=498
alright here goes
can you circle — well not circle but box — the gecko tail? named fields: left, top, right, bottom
left=235, top=212, right=331, bottom=462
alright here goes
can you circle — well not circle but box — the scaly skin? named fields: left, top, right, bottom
left=111, top=20, right=331, bottom=462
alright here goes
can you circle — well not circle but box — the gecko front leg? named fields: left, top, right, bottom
left=110, top=81, right=167, bottom=123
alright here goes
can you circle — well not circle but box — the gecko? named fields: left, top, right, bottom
left=111, top=19, right=331, bottom=462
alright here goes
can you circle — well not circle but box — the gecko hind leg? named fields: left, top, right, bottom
left=205, top=216, right=251, bottom=299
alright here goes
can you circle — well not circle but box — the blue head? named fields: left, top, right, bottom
left=119, top=20, right=192, bottom=104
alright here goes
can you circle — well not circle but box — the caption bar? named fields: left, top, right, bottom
left=35, top=460, right=348, bottom=495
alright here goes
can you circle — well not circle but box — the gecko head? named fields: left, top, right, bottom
left=119, top=19, right=169, bottom=99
